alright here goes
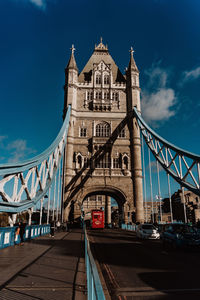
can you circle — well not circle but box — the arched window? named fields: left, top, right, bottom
left=96, top=122, right=111, bottom=137
left=104, top=75, right=109, bottom=84
left=77, top=155, right=82, bottom=169
left=123, top=156, right=128, bottom=169
left=96, top=74, right=101, bottom=84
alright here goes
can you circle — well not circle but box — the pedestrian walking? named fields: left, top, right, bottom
left=15, top=224, right=20, bottom=244
left=56, top=220, right=61, bottom=232
left=50, top=220, right=55, bottom=237
left=19, top=221, right=26, bottom=245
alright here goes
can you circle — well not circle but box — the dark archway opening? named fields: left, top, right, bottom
left=80, top=190, right=125, bottom=229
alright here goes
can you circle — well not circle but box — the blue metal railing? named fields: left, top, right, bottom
left=0, top=105, right=71, bottom=213
left=84, top=227, right=106, bottom=300
left=0, top=224, right=50, bottom=249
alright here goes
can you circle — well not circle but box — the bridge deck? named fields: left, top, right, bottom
left=0, top=229, right=86, bottom=300
left=88, top=228, right=200, bottom=299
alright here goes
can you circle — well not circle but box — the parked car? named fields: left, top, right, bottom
left=136, top=224, right=160, bottom=239
left=162, top=223, right=200, bottom=249
left=157, top=224, right=169, bottom=239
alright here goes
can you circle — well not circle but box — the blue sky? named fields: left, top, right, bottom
left=0, top=0, right=200, bottom=200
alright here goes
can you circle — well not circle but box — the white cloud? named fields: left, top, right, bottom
left=11, top=0, right=47, bottom=10
left=7, top=139, right=36, bottom=163
left=182, top=66, right=200, bottom=82
left=144, top=65, right=169, bottom=89
left=141, top=64, right=176, bottom=125
left=142, top=88, right=176, bottom=123
left=29, top=0, right=46, bottom=9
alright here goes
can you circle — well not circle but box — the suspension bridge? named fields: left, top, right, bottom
left=1, top=41, right=200, bottom=299
left=0, top=106, right=199, bottom=226
left=0, top=104, right=200, bottom=299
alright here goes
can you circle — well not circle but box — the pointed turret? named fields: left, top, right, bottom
left=127, top=47, right=139, bottom=73
left=126, top=46, right=140, bottom=111
left=63, top=45, right=78, bottom=119
left=66, top=45, right=78, bottom=71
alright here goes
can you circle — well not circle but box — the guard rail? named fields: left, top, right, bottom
left=0, top=224, right=50, bottom=249
left=84, top=227, right=106, bottom=300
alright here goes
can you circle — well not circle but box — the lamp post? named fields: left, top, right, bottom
left=156, top=195, right=163, bottom=223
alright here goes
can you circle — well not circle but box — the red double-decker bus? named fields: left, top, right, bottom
left=91, top=210, right=104, bottom=229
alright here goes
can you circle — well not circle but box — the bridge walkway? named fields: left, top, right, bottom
left=0, top=228, right=86, bottom=300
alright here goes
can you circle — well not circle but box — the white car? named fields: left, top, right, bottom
left=136, top=224, right=160, bottom=239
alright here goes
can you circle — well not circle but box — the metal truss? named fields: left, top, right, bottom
left=133, top=107, right=200, bottom=196
left=0, top=106, right=71, bottom=213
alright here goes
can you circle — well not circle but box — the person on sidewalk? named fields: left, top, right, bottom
left=15, top=224, right=20, bottom=245
left=56, top=220, right=61, bottom=232
left=19, top=221, right=26, bottom=245
left=50, top=220, right=55, bottom=237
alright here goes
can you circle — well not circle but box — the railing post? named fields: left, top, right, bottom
left=56, top=162, right=61, bottom=221
left=28, top=208, right=33, bottom=226
left=39, top=197, right=44, bottom=225
left=47, top=187, right=51, bottom=224
left=53, top=176, right=57, bottom=221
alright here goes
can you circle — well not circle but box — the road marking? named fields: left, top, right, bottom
left=103, top=263, right=127, bottom=300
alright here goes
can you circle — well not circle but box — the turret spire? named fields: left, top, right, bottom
left=94, top=37, right=108, bottom=51
left=71, top=44, right=75, bottom=55
left=128, top=46, right=139, bottom=73
left=66, top=44, right=78, bottom=71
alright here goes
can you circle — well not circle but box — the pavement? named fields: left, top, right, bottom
left=0, top=228, right=87, bottom=300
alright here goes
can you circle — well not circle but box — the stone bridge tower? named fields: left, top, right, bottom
left=63, top=40, right=144, bottom=224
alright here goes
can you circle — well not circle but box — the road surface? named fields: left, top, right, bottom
left=88, top=228, right=200, bottom=299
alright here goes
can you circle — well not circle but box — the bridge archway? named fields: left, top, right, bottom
left=72, top=185, right=130, bottom=227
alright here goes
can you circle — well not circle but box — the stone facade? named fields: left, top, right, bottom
left=62, top=40, right=144, bottom=224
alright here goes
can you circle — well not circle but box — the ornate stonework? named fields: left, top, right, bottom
left=63, top=40, right=144, bottom=224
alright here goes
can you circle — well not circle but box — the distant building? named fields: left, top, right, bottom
left=144, top=201, right=161, bottom=223
left=162, top=189, right=200, bottom=224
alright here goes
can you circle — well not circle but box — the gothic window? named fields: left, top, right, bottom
left=104, top=75, right=109, bottom=85
left=113, top=158, right=120, bottom=168
left=123, top=156, right=128, bottom=169
left=96, top=91, right=102, bottom=100
left=77, top=155, right=82, bottom=169
left=95, top=153, right=111, bottom=168
left=96, top=74, right=101, bottom=84
left=112, top=92, right=119, bottom=101
left=96, top=122, right=111, bottom=137
left=80, top=127, right=87, bottom=137
left=104, top=91, right=110, bottom=100
left=87, top=91, right=93, bottom=100
left=119, top=128, right=125, bottom=138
